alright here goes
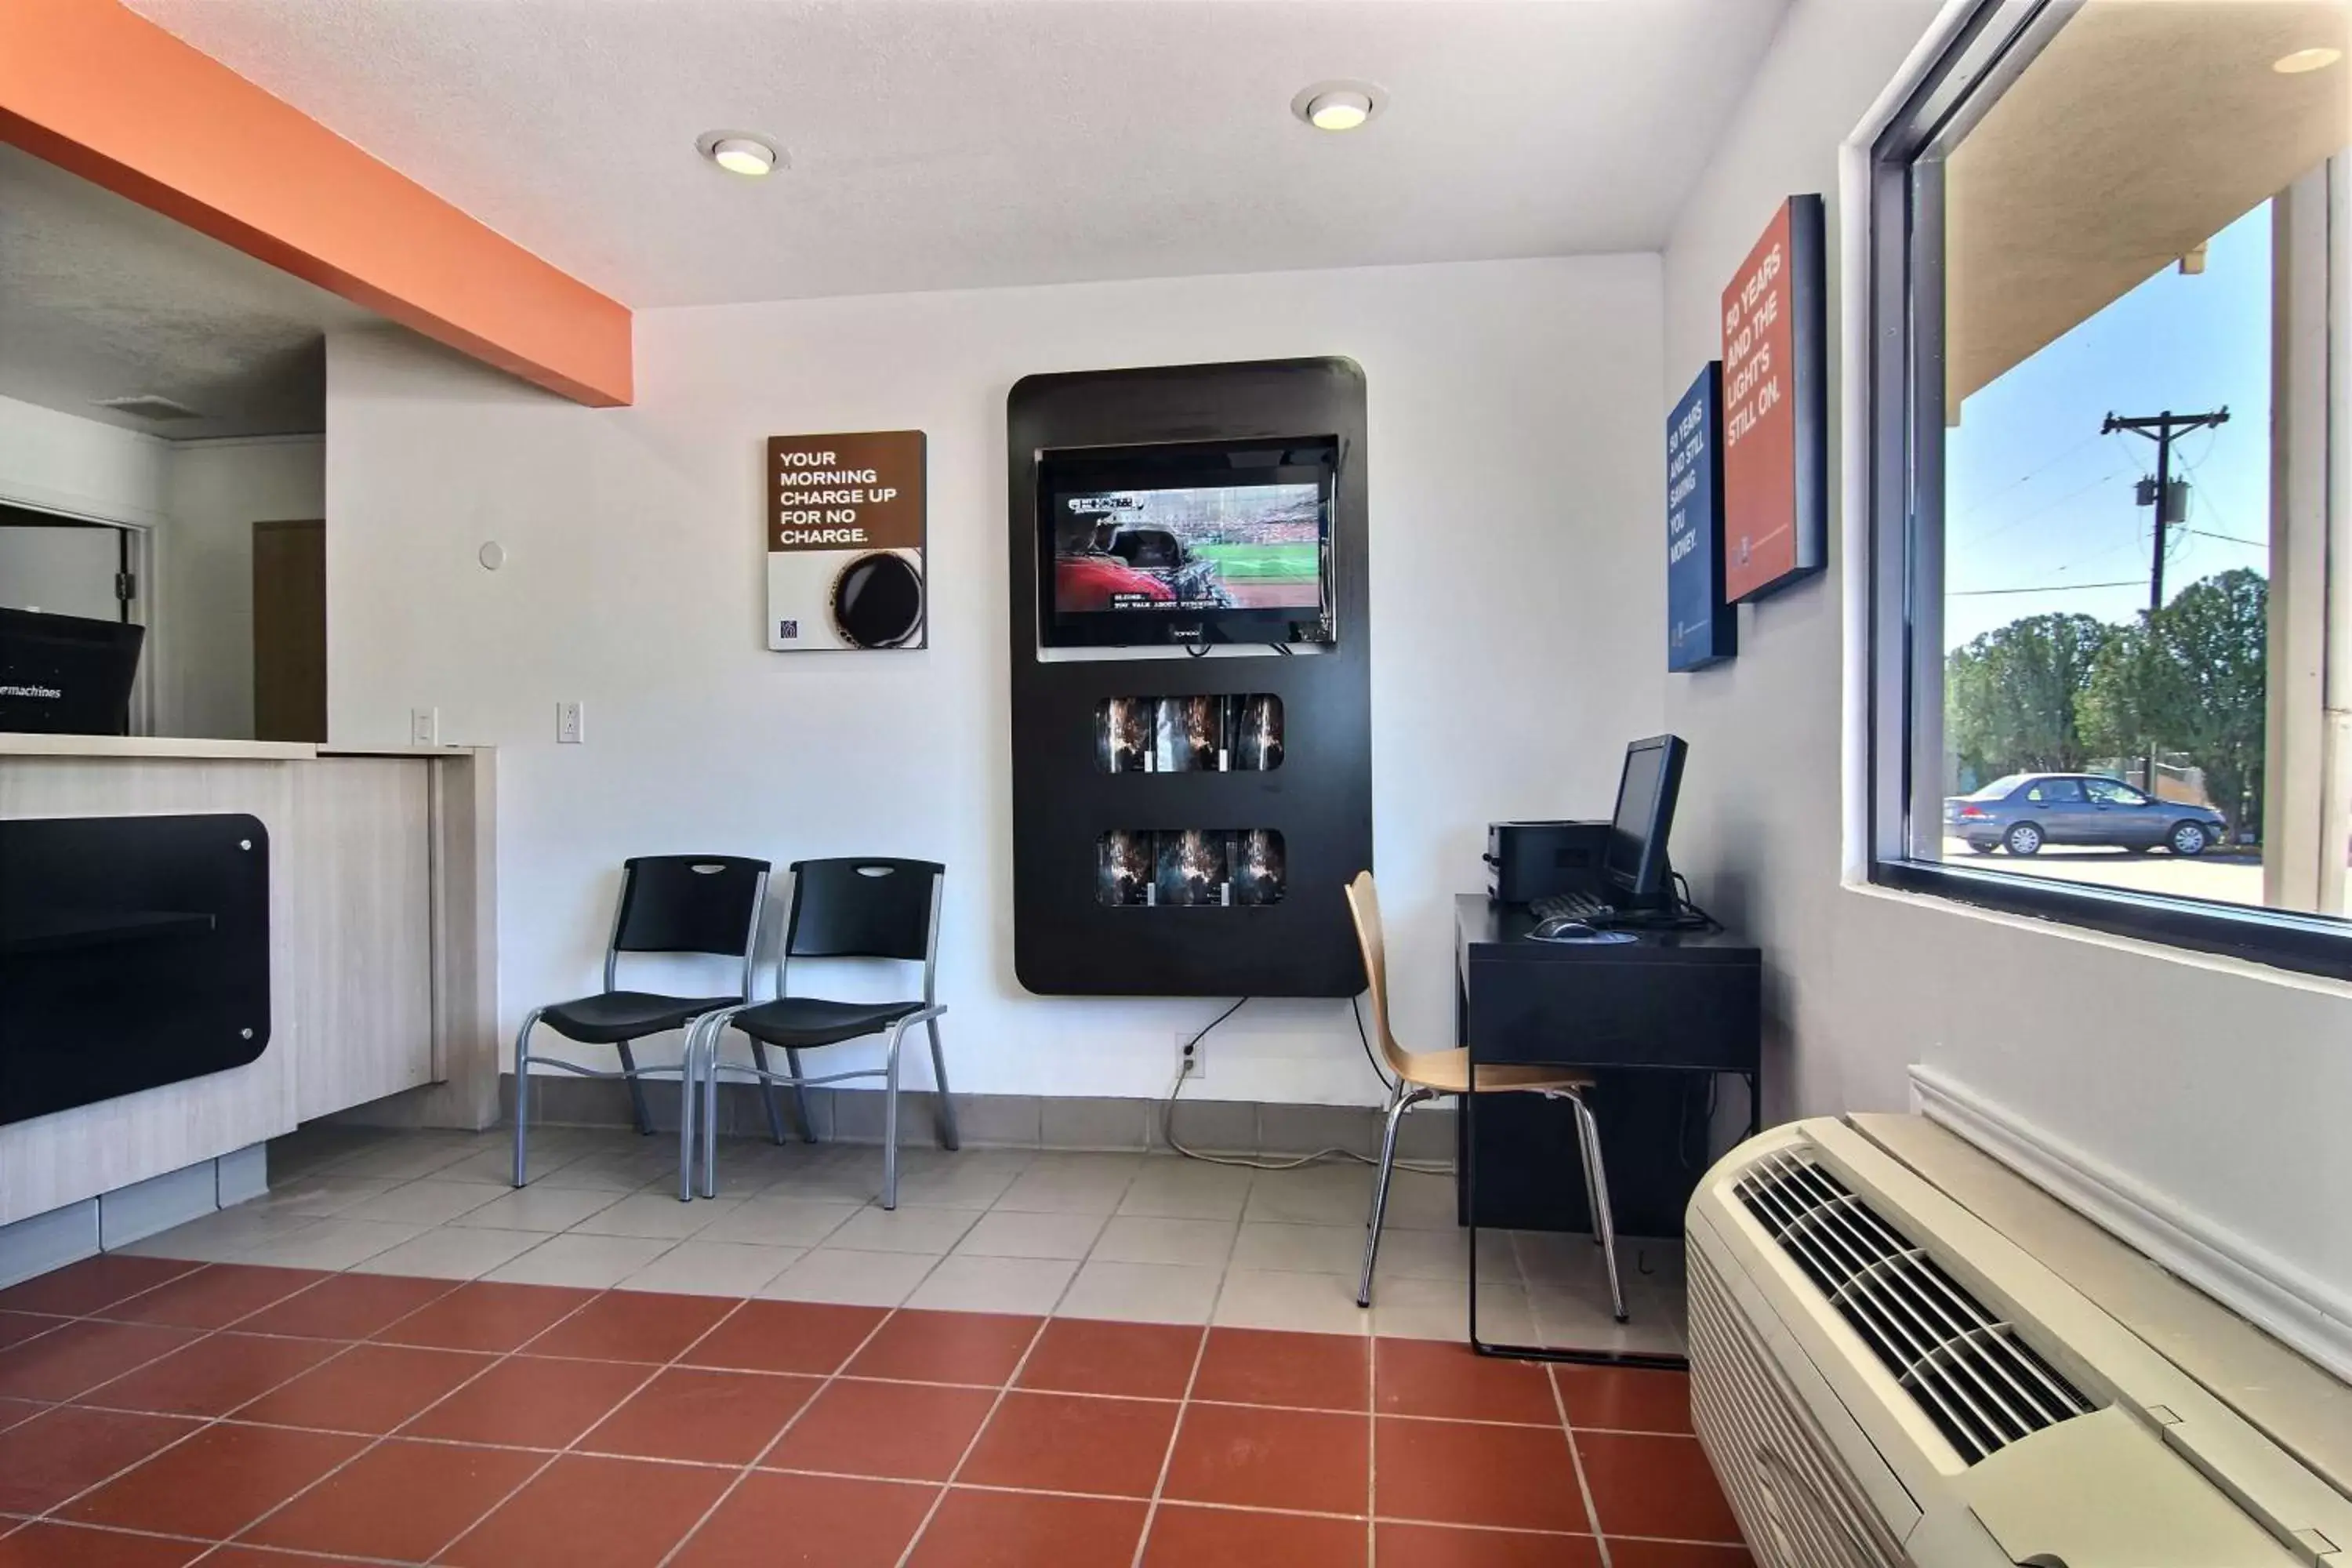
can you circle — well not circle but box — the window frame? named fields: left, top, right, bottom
left=1864, top=0, right=2352, bottom=982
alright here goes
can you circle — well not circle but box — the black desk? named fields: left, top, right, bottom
left=1454, top=895, right=1760, bottom=1366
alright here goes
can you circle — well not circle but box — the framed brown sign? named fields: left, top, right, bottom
left=765, top=430, right=927, bottom=650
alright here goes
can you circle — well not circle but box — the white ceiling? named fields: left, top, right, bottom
left=0, top=145, right=376, bottom=439
left=121, top=0, right=1792, bottom=310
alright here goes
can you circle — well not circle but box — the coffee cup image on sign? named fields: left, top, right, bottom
left=1096, top=698, right=1153, bottom=774
left=1156, top=829, right=1229, bottom=907
left=1154, top=695, right=1228, bottom=772
left=1230, top=829, right=1286, bottom=906
left=768, top=546, right=926, bottom=651
left=1098, top=830, right=1156, bottom=906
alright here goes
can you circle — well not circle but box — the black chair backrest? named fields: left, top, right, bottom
left=612, top=855, right=770, bottom=955
left=785, top=858, right=941, bottom=962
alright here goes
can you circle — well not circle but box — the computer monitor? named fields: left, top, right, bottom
left=0, top=608, right=143, bottom=735
left=1602, top=734, right=1687, bottom=906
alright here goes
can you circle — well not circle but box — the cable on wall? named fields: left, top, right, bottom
left=1160, top=997, right=1448, bottom=1174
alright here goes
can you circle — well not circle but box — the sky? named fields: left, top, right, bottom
left=1942, top=201, right=2273, bottom=651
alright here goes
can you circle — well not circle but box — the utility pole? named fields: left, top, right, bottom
left=2102, top=406, right=2228, bottom=793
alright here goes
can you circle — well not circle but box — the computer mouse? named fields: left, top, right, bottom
left=1531, top=917, right=1597, bottom=941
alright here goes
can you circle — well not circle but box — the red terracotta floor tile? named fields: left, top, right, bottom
left=844, top=1309, right=1039, bottom=1386
left=904, top=1489, right=1146, bottom=1568
left=1016, top=1319, right=1200, bottom=1401
left=580, top=1367, right=821, bottom=1465
left=1375, top=1523, right=1603, bottom=1566
left=1552, top=1366, right=1693, bottom=1436
left=234, top=1341, right=495, bottom=1434
left=0, top=1522, right=206, bottom=1567
left=233, top=1272, right=458, bottom=1341
left=59, top=1421, right=364, bottom=1539
left=670, top=1472, right=938, bottom=1568
left=0, top=1406, right=199, bottom=1515
left=369, top=1279, right=596, bottom=1352
left=1142, top=1504, right=1368, bottom=1566
left=1374, top=1417, right=1588, bottom=1534
left=399, top=1354, right=649, bottom=1449
left=238, top=1436, right=544, bottom=1561
left=0, top=1257, right=198, bottom=1319
left=524, top=1289, right=734, bottom=1363
left=0, top=1396, right=42, bottom=1434
left=437, top=1452, right=734, bottom=1568
left=172, top=1552, right=343, bottom=1566
left=1573, top=1432, right=1740, bottom=1543
left=0, top=1321, right=201, bottom=1403
left=679, top=1299, right=884, bottom=1376
left=96, top=1266, right=326, bottom=1331
left=1375, top=1339, right=1561, bottom=1425
left=1162, top=1402, right=1369, bottom=1516
left=958, top=1391, right=1178, bottom=1498
left=0, top=1316, right=64, bottom=1355
left=1190, top=1327, right=1370, bottom=1411
left=78, top=1332, right=337, bottom=1418
left=1604, top=1541, right=1756, bottom=1567
left=762, top=1377, right=997, bottom=1481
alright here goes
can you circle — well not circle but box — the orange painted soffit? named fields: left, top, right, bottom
left=0, top=0, right=632, bottom=408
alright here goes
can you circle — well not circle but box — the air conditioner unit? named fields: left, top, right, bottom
left=1687, top=1117, right=2350, bottom=1567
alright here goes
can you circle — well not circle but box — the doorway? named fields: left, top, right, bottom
left=251, top=518, right=326, bottom=742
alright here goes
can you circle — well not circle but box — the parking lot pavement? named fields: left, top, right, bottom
left=1939, top=838, right=2264, bottom=906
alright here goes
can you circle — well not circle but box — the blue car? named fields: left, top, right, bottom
left=1944, top=773, right=2227, bottom=858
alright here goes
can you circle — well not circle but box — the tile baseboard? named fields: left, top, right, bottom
left=497, top=1073, right=1457, bottom=1167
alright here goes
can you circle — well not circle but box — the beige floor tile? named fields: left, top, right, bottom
left=233, top=1219, right=429, bottom=1271
left=569, top=1192, right=740, bottom=1240
left=615, top=1241, right=804, bottom=1298
left=240, top=1175, right=402, bottom=1219
left=325, top=1136, right=485, bottom=1181
left=887, top=1152, right=1033, bottom=1209
left=1089, top=1216, right=1238, bottom=1269
left=338, top=1180, right=505, bottom=1227
left=906, top=1254, right=1077, bottom=1316
left=1055, top=1260, right=1223, bottom=1326
left=1374, top=1225, right=1519, bottom=1283
left=436, top=1145, right=582, bottom=1186
left=1365, top=1274, right=1501, bottom=1342
left=993, top=1153, right=1142, bottom=1215
left=1230, top=1221, right=1366, bottom=1276
left=1240, top=1163, right=1375, bottom=1226
left=534, top=1150, right=686, bottom=1192
left=951, top=1210, right=1105, bottom=1261
left=1211, top=1268, right=1369, bottom=1336
left=757, top=1248, right=938, bottom=1308
left=697, top=1198, right=865, bottom=1248
left=826, top=1204, right=978, bottom=1254
left=1374, top=1168, right=1461, bottom=1230
left=485, top=1232, right=677, bottom=1290
left=118, top=1208, right=321, bottom=1262
left=1115, top=1161, right=1254, bottom=1221
left=449, top=1185, right=625, bottom=1232
left=352, top=1225, right=546, bottom=1281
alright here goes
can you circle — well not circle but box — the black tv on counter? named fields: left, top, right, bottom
left=1036, top=437, right=1337, bottom=648
left=0, top=607, right=143, bottom=735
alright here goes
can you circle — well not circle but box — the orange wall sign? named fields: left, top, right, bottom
left=1719, top=194, right=1825, bottom=603
left=0, top=0, right=632, bottom=407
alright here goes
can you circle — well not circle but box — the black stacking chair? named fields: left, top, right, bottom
left=513, top=855, right=769, bottom=1201
left=687, top=858, right=956, bottom=1208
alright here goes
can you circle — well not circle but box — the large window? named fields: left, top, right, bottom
left=1870, top=1, right=2351, bottom=975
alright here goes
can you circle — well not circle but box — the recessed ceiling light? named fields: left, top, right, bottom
left=2273, top=45, right=2342, bottom=74
left=1291, top=81, right=1383, bottom=132
left=696, top=130, right=782, bottom=177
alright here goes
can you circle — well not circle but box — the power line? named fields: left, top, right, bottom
left=1950, top=579, right=2143, bottom=597
left=2180, top=526, right=2266, bottom=549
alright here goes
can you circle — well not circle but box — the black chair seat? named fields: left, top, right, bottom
left=539, top=991, right=742, bottom=1046
left=728, top=996, right=924, bottom=1050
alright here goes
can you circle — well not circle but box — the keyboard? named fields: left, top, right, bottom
left=1530, top=889, right=1613, bottom=924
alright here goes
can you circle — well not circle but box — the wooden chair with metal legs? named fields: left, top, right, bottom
left=1344, top=871, right=1625, bottom=1319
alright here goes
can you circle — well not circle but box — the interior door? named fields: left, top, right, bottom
left=252, top=519, right=327, bottom=743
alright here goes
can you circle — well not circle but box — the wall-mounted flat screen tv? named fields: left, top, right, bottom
left=1037, top=437, right=1337, bottom=648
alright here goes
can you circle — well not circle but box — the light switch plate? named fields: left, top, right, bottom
left=410, top=707, right=439, bottom=746
left=557, top=700, right=585, bottom=744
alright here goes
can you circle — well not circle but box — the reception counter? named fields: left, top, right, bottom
left=0, top=735, right=495, bottom=1227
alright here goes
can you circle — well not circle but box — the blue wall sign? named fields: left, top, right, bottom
left=1667, top=362, right=1737, bottom=672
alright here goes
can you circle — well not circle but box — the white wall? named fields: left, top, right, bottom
left=0, top=392, right=167, bottom=527
left=159, top=437, right=326, bottom=739
left=325, top=256, right=1667, bottom=1103
left=1661, top=0, right=2352, bottom=1340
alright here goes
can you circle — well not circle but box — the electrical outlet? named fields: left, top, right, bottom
left=1177, top=1028, right=1206, bottom=1082
left=557, top=700, right=585, bottom=745
left=409, top=707, right=439, bottom=746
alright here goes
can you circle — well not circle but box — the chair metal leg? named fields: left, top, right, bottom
left=783, top=1048, right=818, bottom=1142
left=927, top=1017, right=960, bottom=1151
left=702, top=1032, right=723, bottom=1199
left=1570, top=1094, right=1627, bottom=1321
left=677, top=1020, right=700, bottom=1203
left=613, top=1040, right=655, bottom=1136
left=880, top=1022, right=907, bottom=1210
left=510, top=1009, right=544, bottom=1188
left=1356, top=1082, right=1421, bottom=1308
left=746, top=1041, right=790, bottom=1145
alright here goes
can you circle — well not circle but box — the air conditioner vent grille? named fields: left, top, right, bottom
left=1734, top=1147, right=2095, bottom=1465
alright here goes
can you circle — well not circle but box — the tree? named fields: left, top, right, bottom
left=2080, top=568, right=2267, bottom=836
left=1944, top=612, right=2114, bottom=783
